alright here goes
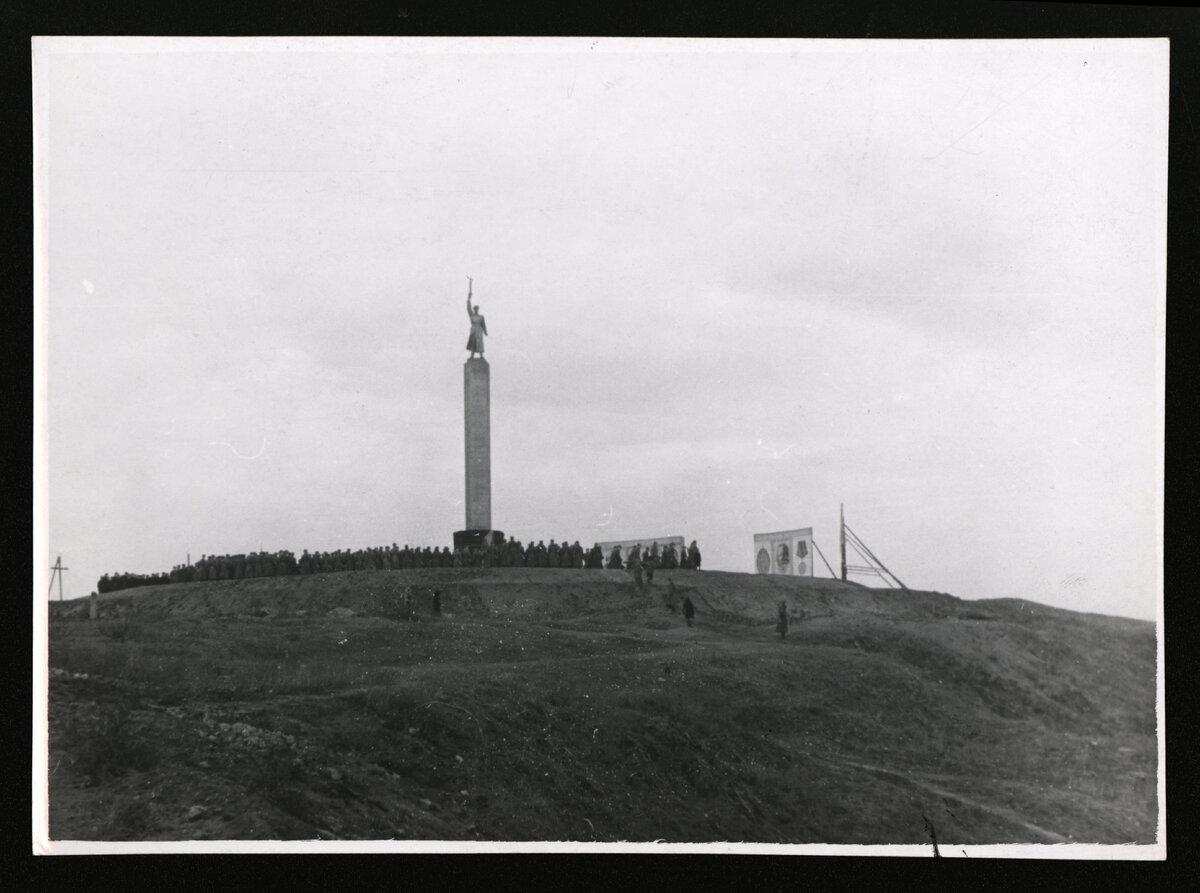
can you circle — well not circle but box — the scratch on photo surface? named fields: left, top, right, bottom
left=924, top=75, right=1049, bottom=161
left=756, top=439, right=794, bottom=460
left=209, top=437, right=267, bottom=459
left=758, top=491, right=778, bottom=520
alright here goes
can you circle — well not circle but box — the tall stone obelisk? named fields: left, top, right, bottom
left=454, top=282, right=502, bottom=550
left=463, top=357, right=491, bottom=531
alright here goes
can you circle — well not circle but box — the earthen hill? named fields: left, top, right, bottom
left=46, top=565, right=1157, bottom=844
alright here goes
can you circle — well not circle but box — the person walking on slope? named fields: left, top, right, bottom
left=776, top=600, right=789, bottom=639
left=682, top=596, right=695, bottom=627
left=626, top=547, right=644, bottom=593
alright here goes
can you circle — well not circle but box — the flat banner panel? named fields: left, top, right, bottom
left=753, top=527, right=814, bottom=576
left=596, top=536, right=684, bottom=554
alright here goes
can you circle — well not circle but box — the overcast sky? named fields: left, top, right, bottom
left=34, top=38, right=1166, bottom=620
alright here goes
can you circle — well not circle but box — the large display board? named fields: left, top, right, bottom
left=753, top=527, right=814, bottom=577
left=596, top=536, right=685, bottom=555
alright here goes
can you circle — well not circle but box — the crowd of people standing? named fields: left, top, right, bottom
left=96, top=571, right=172, bottom=594
left=96, top=537, right=703, bottom=594
left=603, top=540, right=701, bottom=573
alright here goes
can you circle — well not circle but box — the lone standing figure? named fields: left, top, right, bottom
left=626, top=548, right=644, bottom=593
left=466, top=277, right=487, bottom=357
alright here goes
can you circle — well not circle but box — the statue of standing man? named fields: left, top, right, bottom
left=465, top=277, right=487, bottom=357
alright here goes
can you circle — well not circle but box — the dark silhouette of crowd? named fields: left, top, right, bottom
left=96, top=571, right=171, bottom=594
left=603, top=541, right=702, bottom=572
left=96, top=538, right=703, bottom=594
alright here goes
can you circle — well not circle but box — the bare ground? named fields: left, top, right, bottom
left=43, top=569, right=1158, bottom=844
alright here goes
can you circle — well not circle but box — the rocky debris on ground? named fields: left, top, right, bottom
left=49, top=667, right=95, bottom=681
left=202, top=718, right=298, bottom=752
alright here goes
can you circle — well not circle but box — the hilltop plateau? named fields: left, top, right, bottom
left=44, top=568, right=1158, bottom=845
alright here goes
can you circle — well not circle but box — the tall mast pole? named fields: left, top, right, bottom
left=49, top=555, right=67, bottom=601
left=839, top=504, right=847, bottom=582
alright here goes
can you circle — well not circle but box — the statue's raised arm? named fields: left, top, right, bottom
left=465, top=277, right=486, bottom=358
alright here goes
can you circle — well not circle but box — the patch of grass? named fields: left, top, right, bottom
left=143, top=655, right=195, bottom=705
left=408, top=700, right=486, bottom=749
left=96, top=617, right=143, bottom=641
left=105, top=798, right=154, bottom=839
left=271, top=786, right=322, bottom=827
left=345, top=684, right=426, bottom=725
left=241, top=742, right=317, bottom=823
left=63, top=703, right=159, bottom=781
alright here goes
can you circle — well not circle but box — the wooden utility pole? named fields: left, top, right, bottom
left=839, top=504, right=847, bottom=581
left=48, top=555, right=68, bottom=601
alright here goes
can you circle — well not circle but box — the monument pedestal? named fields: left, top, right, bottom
left=453, top=528, right=506, bottom=550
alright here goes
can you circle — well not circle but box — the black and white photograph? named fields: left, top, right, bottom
left=33, top=36, right=1166, bottom=856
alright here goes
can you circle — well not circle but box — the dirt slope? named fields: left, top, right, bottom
left=44, top=569, right=1158, bottom=844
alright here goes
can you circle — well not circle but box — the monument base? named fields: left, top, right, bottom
left=453, top=529, right=506, bottom=550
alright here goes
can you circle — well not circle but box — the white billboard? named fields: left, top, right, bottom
left=753, top=527, right=814, bottom=577
left=596, top=535, right=685, bottom=554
